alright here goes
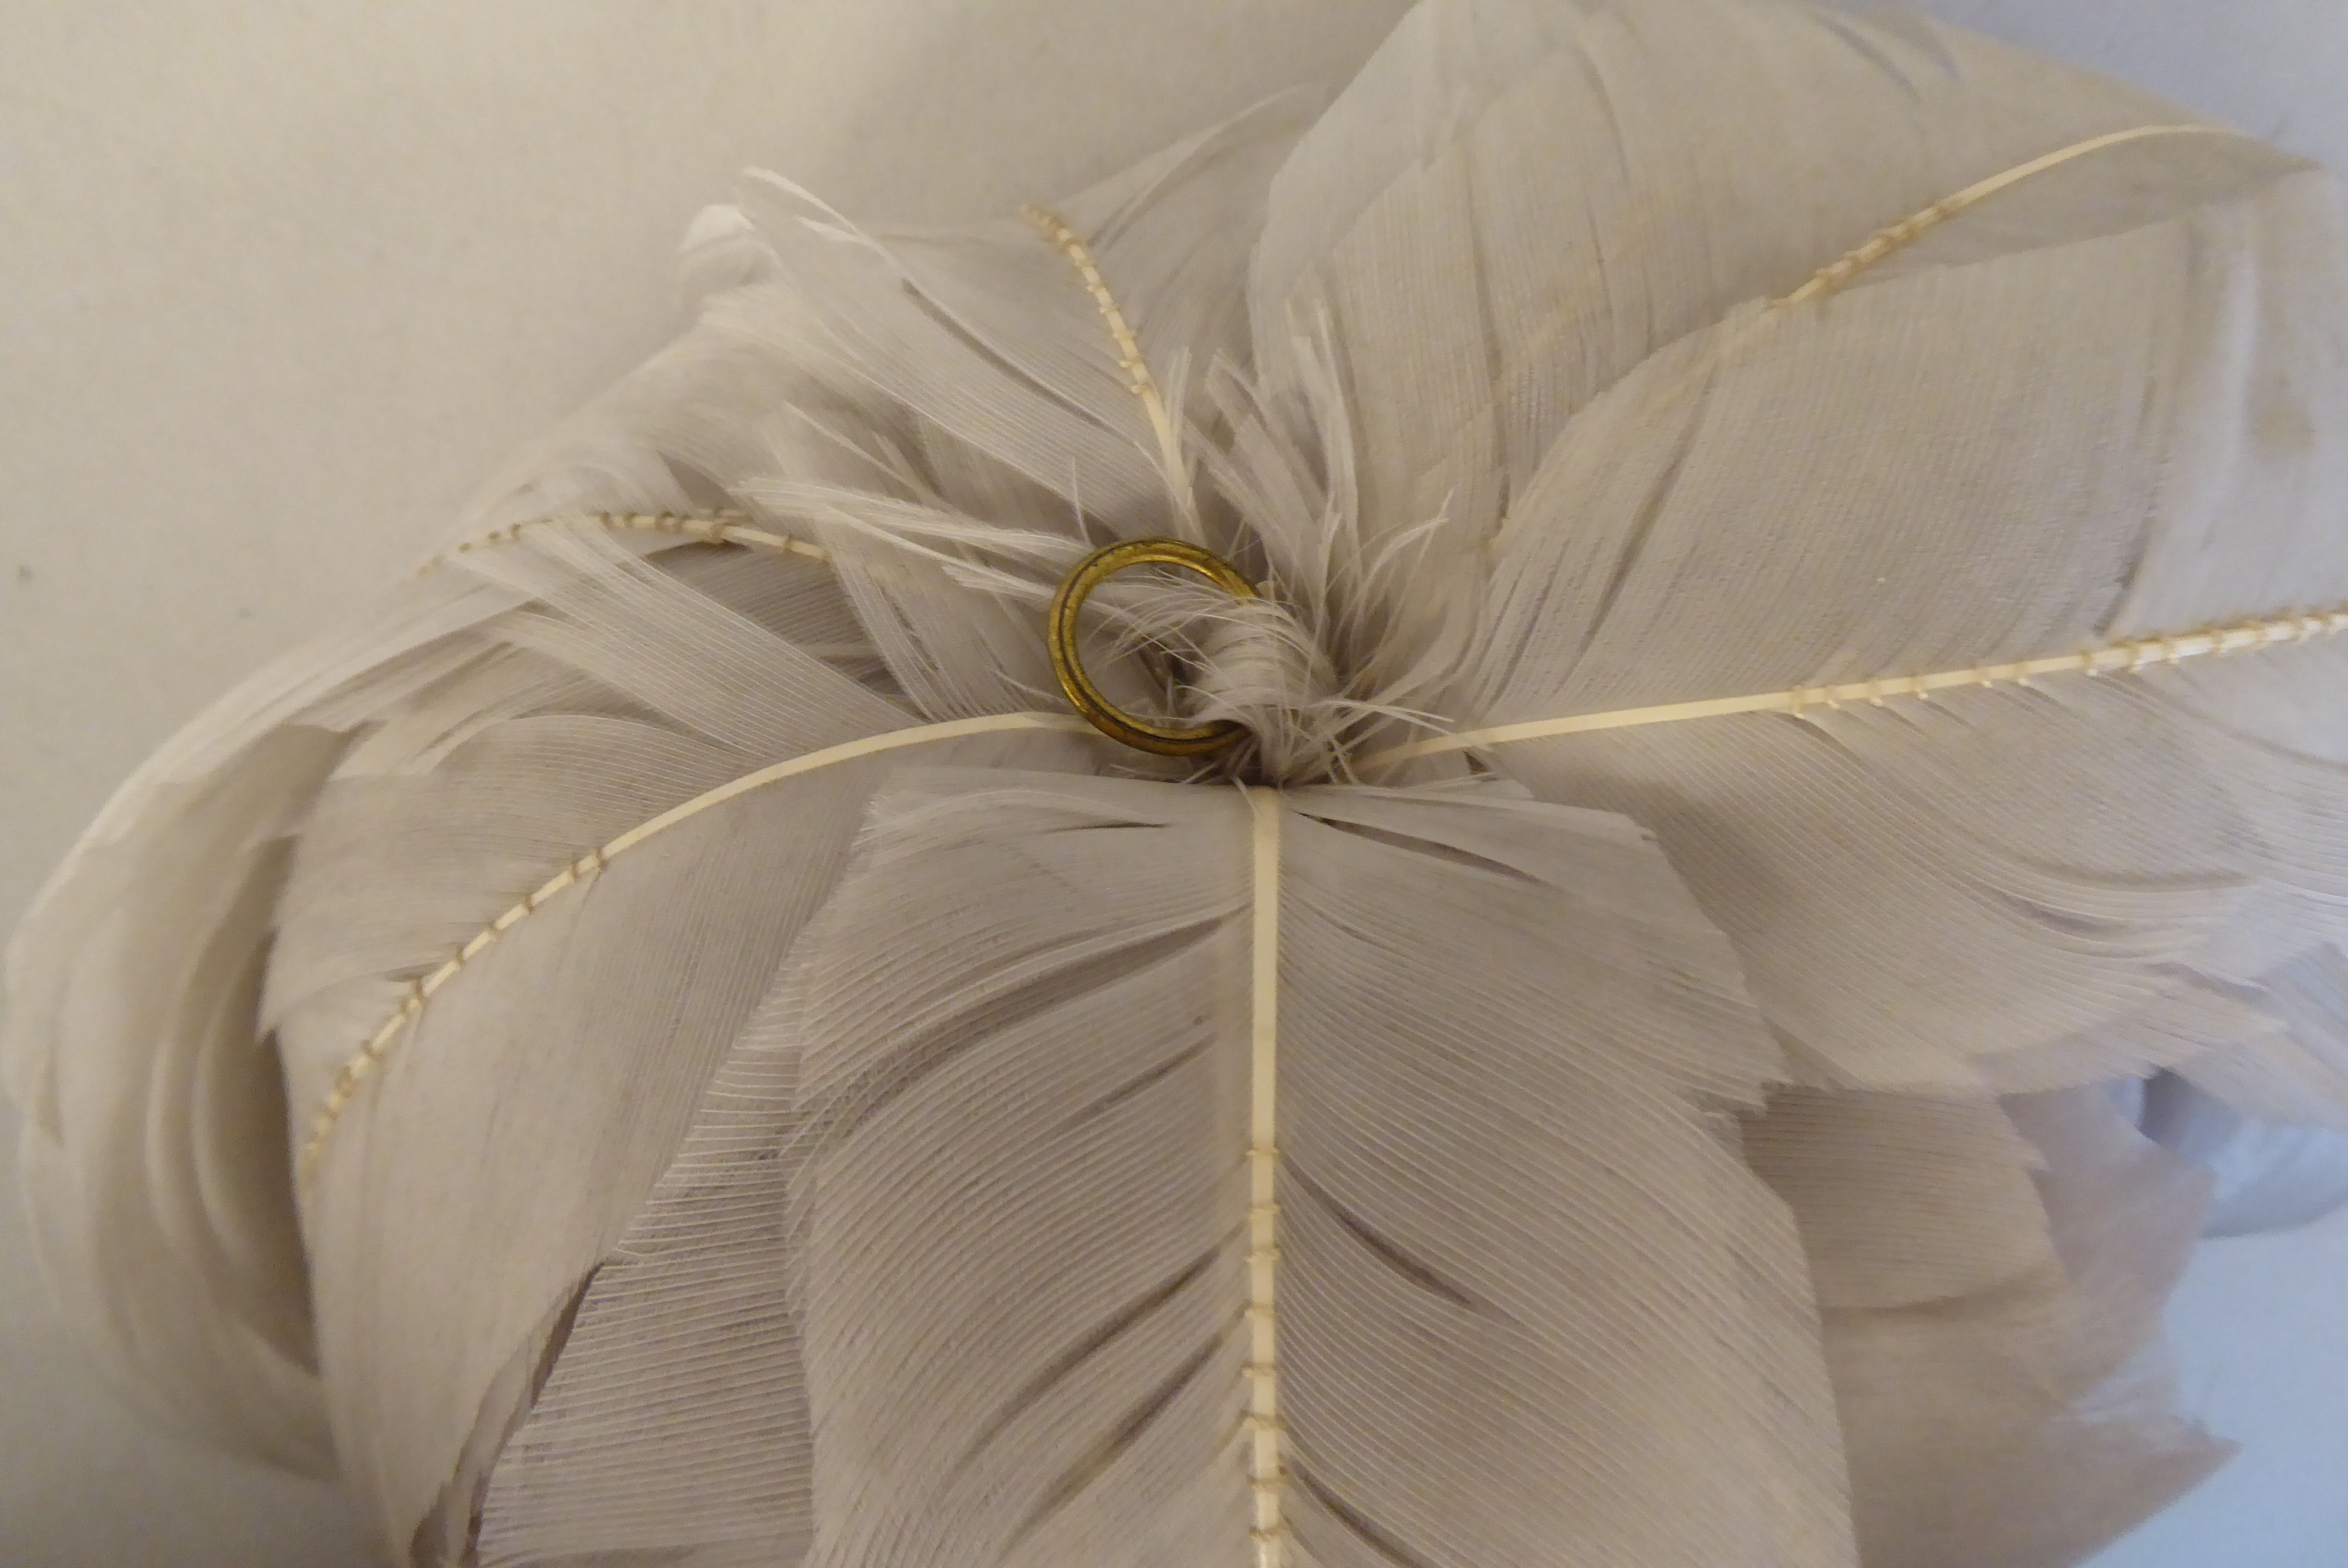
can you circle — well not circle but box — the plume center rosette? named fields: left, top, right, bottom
left=1048, top=535, right=1354, bottom=781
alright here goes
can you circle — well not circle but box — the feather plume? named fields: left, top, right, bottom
left=8, top=1, right=2348, bottom=1563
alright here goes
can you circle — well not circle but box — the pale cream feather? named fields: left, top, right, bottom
left=6, top=5, right=2347, bottom=1567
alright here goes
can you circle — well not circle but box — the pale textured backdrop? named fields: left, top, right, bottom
left=1, top=2, right=2342, bottom=1563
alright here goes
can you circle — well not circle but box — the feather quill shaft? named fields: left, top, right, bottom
left=1372, top=603, right=2348, bottom=765
left=1023, top=206, right=1205, bottom=538
left=431, top=512, right=832, bottom=572
left=298, top=709, right=1100, bottom=1175
left=1243, top=786, right=1286, bottom=1568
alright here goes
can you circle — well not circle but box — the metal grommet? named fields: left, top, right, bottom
left=1048, top=537, right=1257, bottom=756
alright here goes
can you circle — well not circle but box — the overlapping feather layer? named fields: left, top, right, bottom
left=8, top=2, right=2348, bottom=1566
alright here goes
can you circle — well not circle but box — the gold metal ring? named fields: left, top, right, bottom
left=1048, top=538, right=1257, bottom=756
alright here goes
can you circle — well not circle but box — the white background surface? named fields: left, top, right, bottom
left=2, top=2, right=2344, bottom=1564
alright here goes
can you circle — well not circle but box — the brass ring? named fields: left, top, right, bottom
left=1048, top=538, right=1257, bottom=756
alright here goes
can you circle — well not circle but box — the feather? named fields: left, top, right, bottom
left=778, top=772, right=1849, bottom=1568
left=1245, top=0, right=2218, bottom=578
left=0, top=153, right=910, bottom=1467
left=0, top=554, right=554, bottom=1471
left=1360, top=2, right=2348, bottom=1110
left=473, top=974, right=816, bottom=1566
left=1749, top=1083, right=2229, bottom=1567
left=264, top=520, right=1105, bottom=1545
left=1811, top=1082, right=2231, bottom=1568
